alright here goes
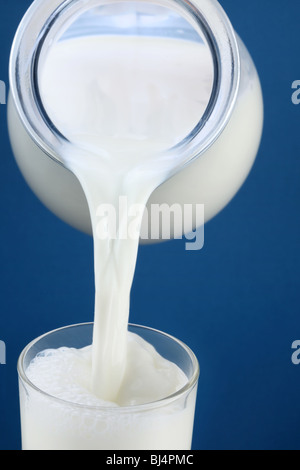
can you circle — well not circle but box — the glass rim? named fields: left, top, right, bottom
left=9, top=0, right=240, bottom=174
left=17, top=322, right=200, bottom=413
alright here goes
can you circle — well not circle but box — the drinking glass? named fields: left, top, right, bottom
left=18, top=323, right=199, bottom=450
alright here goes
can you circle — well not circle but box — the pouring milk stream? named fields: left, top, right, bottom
left=37, top=34, right=214, bottom=400
left=9, top=0, right=263, bottom=449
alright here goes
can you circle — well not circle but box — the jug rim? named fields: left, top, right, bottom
left=9, top=0, right=240, bottom=172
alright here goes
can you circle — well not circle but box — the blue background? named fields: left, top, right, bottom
left=0, top=0, right=300, bottom=451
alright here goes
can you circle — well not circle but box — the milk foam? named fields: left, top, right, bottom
left=26, top=332, right=187, bottom=407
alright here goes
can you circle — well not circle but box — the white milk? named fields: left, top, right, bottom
left=20, top=333, right=197, bottom=450
left=21, top=33, right=262, bottom=450
left=25, top=333, right=187, bottom=407
left=36, top=35, right=213, bottom=402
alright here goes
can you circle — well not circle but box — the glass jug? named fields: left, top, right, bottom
left=8, top=0, right=263, bottom=242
